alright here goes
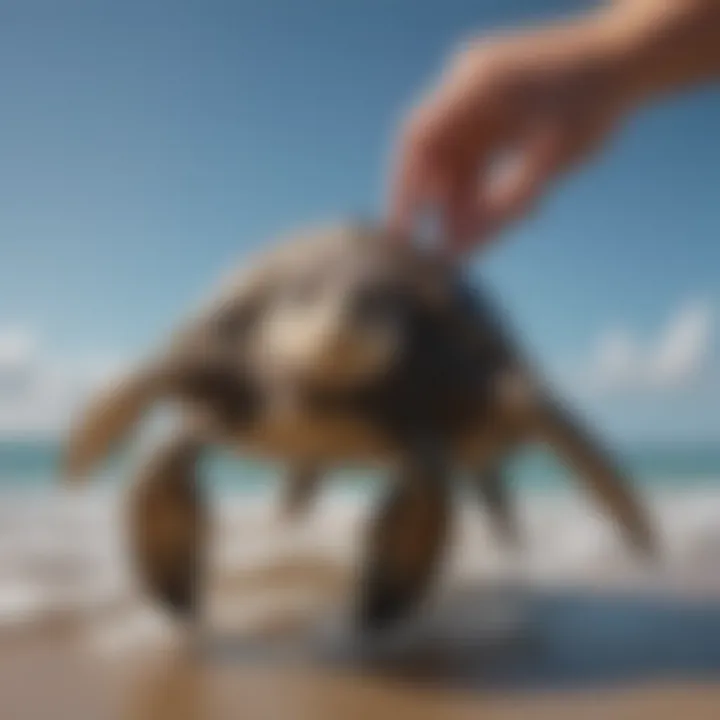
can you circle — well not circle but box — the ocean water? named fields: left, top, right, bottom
left=2, top=437, right=720, bottom=651
left=2, top=439, right=720, bottom=491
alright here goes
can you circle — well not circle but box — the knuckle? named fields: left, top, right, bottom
left=449, top=40, right=502, bottom=85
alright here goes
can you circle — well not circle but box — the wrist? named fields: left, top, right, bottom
left=600, top=0, right=720, bottom=109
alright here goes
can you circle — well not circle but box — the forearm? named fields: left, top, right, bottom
left=606, top=0, right=720, bottom=106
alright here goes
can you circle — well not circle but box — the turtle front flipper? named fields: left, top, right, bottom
left=471, top=464, right=520, bottom=549
left=356, top=447, right=451, bottom=631
left=127, top=430, right=209, bottom=618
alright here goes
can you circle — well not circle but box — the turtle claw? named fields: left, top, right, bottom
left=357, top=575, right=415, bottom=632
left=156, top=577, right=198, bottom=618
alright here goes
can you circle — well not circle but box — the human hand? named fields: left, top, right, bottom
left=386, top=1, right=720, bottom=255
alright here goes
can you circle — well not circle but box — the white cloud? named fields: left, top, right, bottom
left=0, top=328, right=35, bottom=369
left=0, top=301, right=713, bottom=437
left=577, top=299, right=714, bottom=396
left=652, top=301, right=711, bottom=386
left=0, top=327, right=129, bottom=438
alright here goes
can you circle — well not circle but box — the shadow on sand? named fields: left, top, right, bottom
left=200, top=583, right=720, bottom=695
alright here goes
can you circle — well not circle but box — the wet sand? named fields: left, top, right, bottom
left=4, top=489, right=720, bottom=718
left=5, top=563, right=720, bottom=719
left=5, top=589, right=720, bottom=720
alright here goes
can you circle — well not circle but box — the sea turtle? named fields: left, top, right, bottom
left=62, top=222, right=656, bottom=631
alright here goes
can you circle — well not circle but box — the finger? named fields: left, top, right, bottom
left=446, top=128, right=563, bottom=256
left=386, top=111, right=441, bottom=239
left=482, top=125, right=568, bottom=234
left=387, top=82, right=492, bottom=244
left=443, top=168, right=482, bottom=256
left=441, top=121, right=517, bottom=256
left=447, top=167, right=497, bottom=256
left=386, top=151, right=422, bottom=239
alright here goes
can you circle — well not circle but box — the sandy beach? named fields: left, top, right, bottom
left=5, top=623, right=720, bottom=720
left=3, top=485, right=720, bottom=719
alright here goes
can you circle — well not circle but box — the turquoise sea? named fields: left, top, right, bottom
left=2, top=439, right=719, bottom=493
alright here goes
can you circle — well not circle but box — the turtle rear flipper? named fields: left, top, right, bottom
left=357, top=447, right=451, bottom=631
left=127, top=431, right=209, bottom=618
left=492, top=368, right=657, bottom=559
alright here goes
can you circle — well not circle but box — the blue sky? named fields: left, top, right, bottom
left=0, top=0, right=719, bottom=440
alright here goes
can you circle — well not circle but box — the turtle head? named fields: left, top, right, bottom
left=254, top=238, right=412, bottom=389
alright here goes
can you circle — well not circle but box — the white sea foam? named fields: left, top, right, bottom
left=1, top=482, right=720, bottom=651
